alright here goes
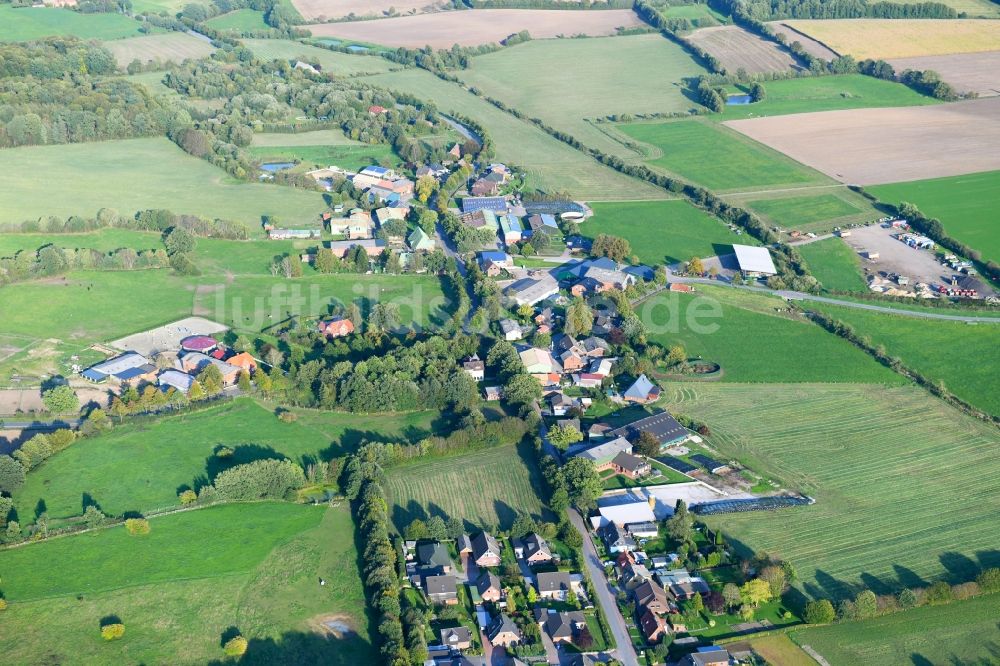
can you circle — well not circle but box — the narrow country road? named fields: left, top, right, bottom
left=569, top=510, right=639, bottom=666
left=0, top=419, right=82, bottom=430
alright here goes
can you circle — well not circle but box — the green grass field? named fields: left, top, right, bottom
left=0, top=137, right=327, bottom=228
left=746, top=192, right=871, bottom=230
left=129, top=0, right=189, bottom=12
left=641, top=287, right=902, bottom=383
left=244, top=39, right=396, bottom=76
left=0, top=5, right=149, bottom=41
left=617, top=119, right=822, bottom=191
left=747, top=635, right=816, bottom=666
left=0, top=502, right=374, bottom=665
left=204, top=9, right=270, bottom=32
left=362, top=68, right=670, bottom=200
left=102, top=32, right=215, bottom=67
left=807, top=301, right=1000, bottom=416
left=384, top=442, right=548, bottom=531
left=868, top=170, right=1000, bottom=263
left=250, top=129, right=400, bottom=171
left=664, top=382, right=1000, bottom=598
left=13, top=399, right=438, bottom=520
left=459, top=34, right=708, bottom=158
left=664, top=3, right=729, bottom=22
left=795, top=237, right=868, bottom=292
left=580, top=200, right=748, bottom=266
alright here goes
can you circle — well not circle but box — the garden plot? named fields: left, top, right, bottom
left=886, top=51, right=1000, bottom=97
left=687, top=25, right=801, bottom=73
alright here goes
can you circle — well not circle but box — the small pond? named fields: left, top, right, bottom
left=726, top=94, right=753, bottom=105
left=346, top=45, right=369, bottom=52
left=260, top=162, right=296, bottom=172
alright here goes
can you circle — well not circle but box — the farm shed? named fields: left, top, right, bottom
left=732, top=244, right=777, bottom=277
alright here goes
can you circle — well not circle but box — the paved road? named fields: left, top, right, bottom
left=0, top=419, right=81, bottom=430
left=569, top=510, right=639, bottom=666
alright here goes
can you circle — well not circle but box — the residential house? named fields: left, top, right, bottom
left=504, top=273, right=560, bottom=307
left=471, top=176, right=501, bottom=197
left=475, top=570, right=503, bottom=603
left=461, top=196, right=507, bottom=215
left=81, top=352, right=157, bottom=385
left=527, top=213, right=559, bottom=236
left=457, top=534, right=473, bottom=555
left=472, top=532, right=501, bottom=567
left=325, top=238, right=387, bottom=259
left=659, top=569, right=710, bottom=601
left=367, top=105, right=388, bottom=114
left=499, top=318, right=526, bottom=341
left=486, top=614, right=522, bottom=648
left=640, top=608, right=669, bottom=643
left=634, top=579, right=670, bottom=615
left=461, top=208, right=498, bottom=230
left=611, top=451, right=651, bottom=479
left=580, top=336, right=611, bottom=358
left=226, top=352, right=257, bottom=374
left=520, top=533, right=553, bottom=565
left=621, top=562, right=653, bottom=590
left=318, top=317, right=355, bottom=338
left=732, top=244, right=777, bottom=278
left=535, top=571, right=572, bottom=601
left=448, top=143, right=462, bottom=159
left=346, top=209, right=375, bottom=239
left=589, top=358, right=614, bottom=378
left=578, top=263, right=635, bottom=294
left=424, top=574, right=459, bottom=605
left=417, top=541, right=454, bottom=573
left=560, top=348, right=585, bottom=373
left=608, top=411, right=690, bottom=450
left=463, top=354, right=485, bottom=381
left=600, top=522, right=636, bottom=554
left=497, top=214, right=523, bottom=245
left=683, top=646, right=731, bottom=666
left=407, top=227, right=436, bottom=251
left=181, top=352, right=241, bottom=385
left=439, top=626, right=472, bottom=651
left=535, top=609, right=586, bottom=644
left=572, top=373, right=604, bottom=389
left=571, top=437, right=632, bottom=472
left=587, top=423, right=612, bottom=440
left=484, top=386, right=503, bottom=401
left=477, top=250, right=512, bottom=276
left=518, top=347, right=562, bottom=382
left=548, top=391, right=579, bottom=417
left=158, top=369, right=194, bottom=394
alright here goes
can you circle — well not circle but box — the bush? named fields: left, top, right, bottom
left=178, top=489, right=198, bottom=505
left=212, top=458, right=305, bottom=501
left=223, top=636, right=248, bottom=656
left=124, top=518, right=150, bottom=536
left=101, top=623, right=125, bottom=640
left=277, top=410, right=298, bottom=423
left=803, top=599, right=835, bottom=624
left=0, top=598, right=7, bottom=611
left=924, top=581, right=953, bottom=604
left=977, top=568, right=1000, bottom=592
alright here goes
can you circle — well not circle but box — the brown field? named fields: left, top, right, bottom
left=687, top=25, right=801, bottom=73
left=305, top=9, right=644, bottom=48
left=887, top=50, right=1000, bottom=97
left=782, top=19, right=1000, bottom=59
left=290, top=0, right=448, bottom=21
left=102, top=32, right=215, bottom=68
left=725, top=97, right=1000, bottom=185
left=767, top=21, right=839, bottom=59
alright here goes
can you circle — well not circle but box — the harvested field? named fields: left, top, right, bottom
left=887, top=50, right=1000, bottom=97
left=767, top=21, right=839, bottom=60
left=895, top=0, right=1000, bottom=16
left=102, top=32, right=215, bottom=68
left=725, top=97, right=1000, bottom=185
left=782, top=19, right=1000, bottom=60
left=307, top=9, right=644, bottom=48
left=687, top=25, right=800, bottom=73
left=291, top=0, right=448, bottom=20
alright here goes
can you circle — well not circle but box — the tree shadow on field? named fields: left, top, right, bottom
left=939, top=551, right=980, bottom=584
left=976, top=549, right=1000, bottom=571
left=82, top=492, right=102, bottom=513
left=206, top=630, right=374, bottom=666
left=220, top=626, right=242, bottom=647
left=911, top=655, right=934, bottom=666
left=860, top=572, right=893, bottom=596
left=427, top=502, right=451, bottom=522
left=893, top=565, right=928, bottom=590
left=392, top=500, right=428, bottom=533
left=492, top=499, right=517, bottom=531
left=99, top=614, right=122, bottom=628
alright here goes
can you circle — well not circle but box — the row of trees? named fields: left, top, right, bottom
left=713, top=0, right=957, bottom=20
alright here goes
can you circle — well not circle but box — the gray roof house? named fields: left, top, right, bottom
left=535, top=571, right=572, bottom=600
left=424, top=574, right=459, bottom=605
left=417, top=542, right=453, bottom=572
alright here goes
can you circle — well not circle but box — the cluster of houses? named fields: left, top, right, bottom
left=81, top=335, right=257, bottom=395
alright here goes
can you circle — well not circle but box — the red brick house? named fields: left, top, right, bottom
left=318, top=317, right=355, bottom=338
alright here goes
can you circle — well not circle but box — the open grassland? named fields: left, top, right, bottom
left=13, top=399, right=438, bottom=520
left=790, top=593, right=1000, bottom=665
left=580, top=200, right=748, bottom=266
left=291, top=0, right=449, bottom=20
left=725, top=97, right=1000, bottom=185
left=0, top=503, right=374, bottom=665
left=458, top=35, right=708, bottom=158
left=385, top=442, right=548, bottom=530
left=746, top=635, right=817, bottom=666
left=664, top=383, right=1000, bottom=597
left=204, top=8, right=270, bottom=32
left=794, top=237, right=868, bottom=292
left=744, top=191, right=878, bottom=234
left=129, top=0, right=189, bottom=11
left=782, top=19, right=1000, bottom=59
left=0, top=5, right=148, bottom=41
left=307, top=9, right=644, bottom=48
left=251, top=129, right=399, bottom=170
left=868, top=170, right=1000, bottom=262
left=244, top=39, right=397, bottom=75
left=887, top=51, right=1000, bottom=97
left=807, top=301, right=1000, bottom=416
left=102, top=32, right=215, bottom=67
left=664, top=3, right=728, bottom=23
left=0, top=138, right=327, bottom=228
left=618, top=119, right=823, bottom=192
left=640, top=287, right=903, bottom=383
left=363, top=68, right=669, bottom=200
left=687, top=25, right=799, bottom=74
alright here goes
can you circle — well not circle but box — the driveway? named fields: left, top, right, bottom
left=540, top=630, right=561, bottom=665
left=460, top=552, right=480, bottom=584
left=568, top=510, right=639, bottom=666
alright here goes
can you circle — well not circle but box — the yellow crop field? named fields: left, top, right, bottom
left=784, top=19, right=1000, bottom=59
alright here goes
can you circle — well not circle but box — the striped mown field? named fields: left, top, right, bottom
left=385, top=443, right=548, bottom=531
left=663, top=383, right=1000, bottom=598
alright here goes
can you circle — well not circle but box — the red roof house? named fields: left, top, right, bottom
left=318, top=317, right=355, bottom=338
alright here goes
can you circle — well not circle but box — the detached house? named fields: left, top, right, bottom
left=424, top=574, right=459, bottom=605
left=536, top=571, right=572, bottom=601
left=610, top=451, right=651, bottom=479
left=520, top=533, right=553, bottom=565
left=439, top=626, right=472, bottom=651
left=640, top=609, right=670, bottom=643
left=476, top=570, right=503, bottom=603
left=487, top=613, right=522, bottom=648
left=472, top=531, right=501, bottom=567
left=634, top=579, right=670, bottom=616
left=318, top=317, right=354, bottom=338
left=462, top=354, right=485, bottom=381
left=623, top=374, right=661, bottom=404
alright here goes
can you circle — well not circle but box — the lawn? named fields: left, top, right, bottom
left=13, top=399, right=438, bottom=520
left=0, top=137, right=327, bottom=228
left=0, top=5, right=148, bottom=41
left=204, top=9, right=270, bottom=32
left=0, top=502, right=375, bottom=665
left=617, top=119, right=823, bottom=191
left=868, top=170, right=1000, bottom=263
left=580, top=200, right=748, bottom=266
left=807, top=301, right=1000, bottom=416
left=101, top=32, right=215, bottom=68
left=795, top=237, right=868, bottom=292
left=244, top=39, right=396, bottom=76
left=250, top=142, right=399, bottom=172
left=362, top=68, right=670, bottom=201
left=384, top=442, right=548, bottom=531
left=664, top=382, right=1000, bottom=598
left=745, top=192, right=873, bottom=231
left=641, top=286, right=902, bottom=383
left=458, top=34, right=709, bottom=158
left=789, top=593, right=1000, bottom=664
left=746, top=634, right=816, bottom=666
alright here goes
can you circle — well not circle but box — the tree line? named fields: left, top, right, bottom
left=709, top=0, right=957, bottom=21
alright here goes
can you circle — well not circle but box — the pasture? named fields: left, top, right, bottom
left=781, top=19, right=1000, bottom=59
left=102, top=32, right=215, bottom=68
left=580, top=200, right=747, bottom=266
left=868, top=169, right=1000, bottom=262
left=663, top=3, right=728, bottom=24
left=746, top=635, right=816, bottom=666
left=384, top=443, right=548, bottom=531
left=744, top=191, right=877, bottom=233
left=663, top=382, right=1000, bottom=598
left=129, top=0, right=189, bottom=11
left=290, top=0, right=449, bottom=20
left=13, top=399, right=439, bottom=520
left=0, top=503, right=374, bottom=665
left=617, top=119, right=823, bottom=191
left=686, top=25, right=799, bottom=74
left=203, top=8, right=269, bottom=32
left=0, top=137, right=327, bottom=228
left=794, top=237, right=868, bottom=292
left=244, top=39, right=397, bottom=76
left=724, top=97, right=1000, bottom=185
left=307, top=9, right=645, bottom=48
left=886, top=51, right=1000, bottom=98
left=250, top=143, right=399, bottom=171
left=789, top=593, right=1000, bottom=664
left=807, top=301, right=1000, bottom=417
left=362, top=68, right=670, bottom=200
left=640, top=287, right=903, bottom=384
left=457, top=34, right=709, bottom=158
left=0, top=5, right=147, bottom=41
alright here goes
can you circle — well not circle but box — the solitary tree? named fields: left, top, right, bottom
left=42, top=385, right=79, bottom=414
left=687, top=257, right=705, bottom=276
left=803, top=599, right=835, bottom=624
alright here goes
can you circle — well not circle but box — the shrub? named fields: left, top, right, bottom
left=951, top=582, right=979, bottom=600
left=977, top=568, right=1000, bottom=592
left=803, top=599, right=835, bottom=624
left=212, top=458, right=305, bottom=501
left=178, top=489, right=198, bottom=505
left=0, top=598, right=7, bottom=611
left=223, top=635, right=248, bottom=656
left=101, top=623, right=125, bottom=640
left=124, top=518, right=150, bottom=536
left=925, top=581, right=953, bottom=605
left=277, top=410, right=297, bottom=423
left=897, top=588, right=918, bottom=609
